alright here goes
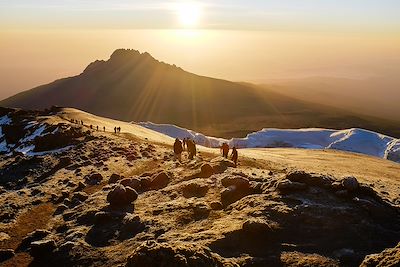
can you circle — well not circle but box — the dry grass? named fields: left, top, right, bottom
left=0, top=203, right=55, bottom=267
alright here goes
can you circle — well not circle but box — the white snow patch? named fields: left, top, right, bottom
left=136, top=122, right=400, bottom=163
left=21, top=124, right=46, bottom=142
left=0, top=140, right=9, bottom=153
left=137, top=122, right=225, bottom=147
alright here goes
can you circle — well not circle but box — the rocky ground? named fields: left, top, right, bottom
left=0, top=107, right=399, bottom=267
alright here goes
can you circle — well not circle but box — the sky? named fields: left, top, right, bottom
left=0, top=0, right=400, bottom=99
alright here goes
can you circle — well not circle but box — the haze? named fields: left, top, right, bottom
left=1, top=0, right=400, bottom=107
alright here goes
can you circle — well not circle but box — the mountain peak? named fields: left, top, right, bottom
left=109, top=49, right=155, bottom=62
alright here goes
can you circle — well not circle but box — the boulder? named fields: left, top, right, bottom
left=120, top=178, right=141, bottom=191
left=18, top=229, right=51, bottom=251
left=199, top=163, right=214, bottom=178
left=221, top=176, right=250, bottom=189
left=107, top=184, right=138, bottom=207
left=182, top=183, right=209, bottom=198
left=149, top=172, right=170, bottom=190
left=342, top=176, right=359, bottom=192
left=30, top=239, right=56, bottom=258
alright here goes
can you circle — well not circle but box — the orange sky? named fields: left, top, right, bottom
left=1, top=0, right=400, bottom=99
left=1, top=29, right=400, bottom=99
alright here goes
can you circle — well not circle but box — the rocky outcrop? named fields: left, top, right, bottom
left=360, top=242, right=400, bottom=267
left=126, top=241, right=225, bottom=267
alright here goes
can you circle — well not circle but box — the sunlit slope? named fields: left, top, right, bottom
left=2, top=49, right=399, bottom=138
left=240, top=148, right=400, bottom=205
left=60, top=107, right=400, bottom=206
left=53, top=108, right=174, bottom=145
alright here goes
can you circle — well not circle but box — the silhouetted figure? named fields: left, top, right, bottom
left=103, top=126, right=106, bottom=132
left=231, top=147, right=238, bottom=167
left=96, top=126, right=99, bottom=131
left=173, top=138, right=183, bottom=162
left=90, top=125, right=93, bottom=129
left=119, top=127, right=121, bottom=133
left=114, top=127, right=117, bottom=133
left=221, top=142, right=229, bottom=158
left=81, top=120, right=83, bottom=125
left=187, top=139, right=197, bottom=160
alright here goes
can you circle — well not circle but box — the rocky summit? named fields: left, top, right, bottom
left=0, top=107, right=399, bottom=267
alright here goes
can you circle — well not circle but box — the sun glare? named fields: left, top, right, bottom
left=176, top=2, right=202, bottom=28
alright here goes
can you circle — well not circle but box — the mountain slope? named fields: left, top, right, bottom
left=0, top=107, right=399, bottom=266
left=1, top=49, right=400, bottom=138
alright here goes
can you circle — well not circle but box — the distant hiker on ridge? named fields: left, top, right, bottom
left=231, top=147, right=238, bottom=167
left=103, top=126, right=106, bottom=132
left=221, top=142, right=229, bottom=158
left=173, top=138, right=183, bottom=162
left=114, top=127, right=117, bottom=133
left=96, top=126, right=99, bottom=131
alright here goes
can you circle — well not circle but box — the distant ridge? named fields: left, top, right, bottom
left=1, top=49, right=399, bottom=138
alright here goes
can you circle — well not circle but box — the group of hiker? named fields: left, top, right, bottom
left=220, top=142, right=238, bottom=167
left=71, top=119, right=84, bottom=126
left=70, top=118, right=123, bottom=134
left=173, top=138, right=238, bottom=167
left=173, top=138, right=197, bottom=161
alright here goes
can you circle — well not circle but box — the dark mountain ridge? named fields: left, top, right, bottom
left=1, top=49, right=399, bottom=138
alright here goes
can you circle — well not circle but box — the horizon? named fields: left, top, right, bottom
left=1, top=1, right=400, bottom=100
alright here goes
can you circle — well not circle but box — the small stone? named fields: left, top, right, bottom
left=342, top=177, right=359, bottom=192
left=109, top=173, right=122, bottom=184
left=54, top=204, right=68, bottom=215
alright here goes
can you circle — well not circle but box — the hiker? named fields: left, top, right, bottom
left=90, top=125, right=93, bottom=129
left=103, top=126, right=106, bottom=132
left=173, top=138, right=183, bottom=162
left=118, top=127, right=121, bottom=133
left=231, top=147, right=238, bottom=167
left=96, top=126, right=99, bottom=131
left=221, top=142, right=229, bottom=158
left=187, top=139, right=197, bottom=160
left=81, top=120, right=83, bottom=125
left=114, top=127, right=117, bottom=133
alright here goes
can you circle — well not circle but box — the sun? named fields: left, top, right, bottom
left=176, top=2, right=202, bottom=28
